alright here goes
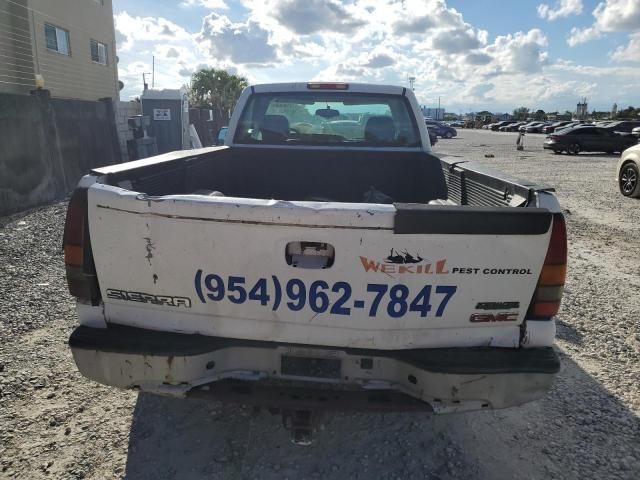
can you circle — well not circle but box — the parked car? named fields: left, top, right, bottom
left=518, top=121, right=540, bottom=132
left=601, top=121, right=640, bottom=133
left=632, top=126, right=640, bottom=138
left=554, top=121, right=593, bottom=133
left=490, top=120, right=515, bottom=131
left=524, top=122, right=548, bottom=133
left=215, top=126, right=228, bottom=145
left=426, top=124, right=438, bottom=145
left=618, top=144, right=640, bottom=197
left=448, top=120, right=464, bottom=127
left=542, top=121, right=572, bottom=134
left=544, top=125, right=638, bottom=154
left=425, top=120, right=457, bottom=138
left=500, top=121, right=525, bottom=132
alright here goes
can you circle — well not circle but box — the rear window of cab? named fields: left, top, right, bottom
left=234, top=92, right=421, bottom=147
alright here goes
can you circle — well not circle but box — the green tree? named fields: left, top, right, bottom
left=616, top=106, right=640, bottom=119
left=513, top=107, right=530, bottom=121
left=533, top=109, right=546, bottom=121
left=189, top=68, right=248, bottom=127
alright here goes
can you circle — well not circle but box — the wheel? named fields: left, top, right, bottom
left=445, top=131, right=453, bottom=139
left=619, top=162, right=640, bottom=197
left=568, top=143, right=581, bottom=155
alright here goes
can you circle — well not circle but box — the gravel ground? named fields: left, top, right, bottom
left=0, top=130, right=639, bottom=479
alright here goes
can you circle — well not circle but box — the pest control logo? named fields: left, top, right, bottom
left=360, top=249, right=449, bottom=275
left=385, top=249, right=424, bottom=264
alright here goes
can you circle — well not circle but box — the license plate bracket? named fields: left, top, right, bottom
left=280, top=355, right=341, bottom=379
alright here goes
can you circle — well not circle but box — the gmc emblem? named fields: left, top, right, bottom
left=469, top=312, right=519, bottom=323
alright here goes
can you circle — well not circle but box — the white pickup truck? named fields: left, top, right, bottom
left=65, top=82, right=566, bottom=443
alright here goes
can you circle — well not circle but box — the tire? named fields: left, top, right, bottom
left=619, top=162, right=640, bottom=198
left=568, top=143, right=581, bottom=155
left=445, top=131, right=453, bottom=139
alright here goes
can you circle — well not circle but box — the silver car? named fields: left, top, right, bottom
left=618, top=143, right=640, bottom=197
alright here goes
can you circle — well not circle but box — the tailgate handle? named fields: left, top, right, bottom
left=285, top=242, right=335, bottom=269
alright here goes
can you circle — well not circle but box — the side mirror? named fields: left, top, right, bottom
left=216, top=127, right=228, bottom=146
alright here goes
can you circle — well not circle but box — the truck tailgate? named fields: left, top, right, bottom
left=87, top=184, right=552, bottom=350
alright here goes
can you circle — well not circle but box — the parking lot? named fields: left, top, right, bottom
left=0, top=129, right=638, bottom=480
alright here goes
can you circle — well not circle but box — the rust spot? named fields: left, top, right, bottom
left=153, top=274, right=158, bottom=284
left=143, top=237, right=155, bottom=266
left=167, top=356, right=174, bottom=368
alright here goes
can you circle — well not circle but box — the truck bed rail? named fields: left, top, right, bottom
left=439, top=157, right=554, bottom=207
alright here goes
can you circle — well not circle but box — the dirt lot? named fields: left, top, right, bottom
left=1, top=130, right=639, bottom=479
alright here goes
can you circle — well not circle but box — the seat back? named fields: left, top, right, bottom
left=261, top=115, right=289, bottom=143
left=365, top=116, right=396, bottom=143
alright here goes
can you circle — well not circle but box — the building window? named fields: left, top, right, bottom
left=44, top=24, right=70, bottom=55
left=90, top=40, right=108, bottom=65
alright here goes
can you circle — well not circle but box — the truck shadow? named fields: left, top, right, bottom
left=123, top=352, right=639, bottom=480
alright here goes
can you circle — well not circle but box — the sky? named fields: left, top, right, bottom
left=112, top=0, right=640, bottom=114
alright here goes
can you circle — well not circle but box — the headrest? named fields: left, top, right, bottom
left=261, top=115, right=289, bottom=142
left=365, top=116, right=396, bottom=143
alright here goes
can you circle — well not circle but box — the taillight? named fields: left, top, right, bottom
left=63, top=188, right=100, bottom=303
left=528, top=214, right=567, bottom=319
left=307, top=82, right=349, bottom=90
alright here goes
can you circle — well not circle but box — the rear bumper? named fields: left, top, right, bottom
left=69, top=324, right=560, bottom=414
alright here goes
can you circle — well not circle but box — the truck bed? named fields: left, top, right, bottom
left=82, top=147, right=556, bottom=350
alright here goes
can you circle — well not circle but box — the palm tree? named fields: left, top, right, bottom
left=188, top=68, right=248, bottom=129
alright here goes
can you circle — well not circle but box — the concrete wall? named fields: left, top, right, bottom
left=0, top=90, right=121, bottom=216
left=115, top=100, right=142, bottom=161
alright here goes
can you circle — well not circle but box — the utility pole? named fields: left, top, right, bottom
left=142, top=72, right=151, bottom=91
left=438, top=96, right=441, bottom=120
left=152, top=56, right=155, bottom=88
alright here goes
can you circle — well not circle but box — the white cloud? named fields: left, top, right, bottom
left=112, top=1, right=640, bottom=111
left=266, top=0, right=366, bottom=35
left=611, top=32, right=640, bottom=61
left=567, top=25, right=602, bottom=45
left=465, top=52, right=493, bottom=65
left=486, top=29, right=549, bottom=74
left=180, top=0, right=229, bottom=9
left=114, top=12, right=191, bottom=52
left=431, top=28, right=483, bottom=53
left=537, top=0, right=583, bottom=21
left=593, top=0, right=640, bottom=31
left=363, top=52, right=396, bottom=68
left=567, top=0, right=640, bottom=46
left=467, top=82, right=494, bottom=99
left=196, top=13, right=278, bottom=65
